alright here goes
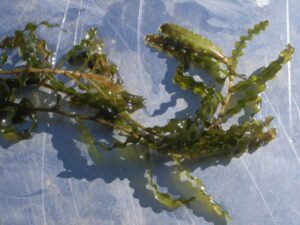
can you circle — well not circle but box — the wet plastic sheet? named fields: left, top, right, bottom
left=1, top=0, right=300, bottom=225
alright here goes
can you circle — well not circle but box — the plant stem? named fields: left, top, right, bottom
left=118, top=111, right=163, bottom=138
left=38, top=81, right=74, bottom=95
left=215, top=59, right=236, bottom=125
left=217, top=76, right=234, bottom=118
left=0, top=67, right=164, bottom=140
left=0, top=67, right=123, bottom=93
left=33, top=106, right=139, bottom=138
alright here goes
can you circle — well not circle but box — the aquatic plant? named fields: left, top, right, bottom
left=0, top=20, right=294, bottom=220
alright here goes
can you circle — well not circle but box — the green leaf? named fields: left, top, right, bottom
left=159, top=23, right=225, bottom=61
left=0, top=52, right=7, bottom=66
left=228, top=20, right=269, bottom=70
left=24, top=21, right=59, bottom=31
left=173, top=63, right=211, bottom=97
left=142, top=150, right=195, bottom=209
left=77, top=121, right=102, bottom=164
left=0, top=23, right=54, bottom=68
left=25, top=23, right=37, bottom=31
left=39, top=21, right=60, bottom=28
left=0, top=98, right=37, bottom=140
left=174, top=161, right=231, bottom=220
left=0, top=37, right=14, bottom=49
left=225, top=44, right=294, bottom=118
left=63, top=28, right=146, bottom=113
left=145, top=28, right=226, bottom=83
left=197, top=90, right=223, bottom=123
left=224, top=89, right=260, bottom=118
left=0, top=20, right=290, bottom=220
left=66, top=27, right=118, bottom=79
left=145, top=168, right=194, bottom=209
left=256, top=44, right=294, bottom=83
left=36, top=40, right=51, bottom=62
left=173, top=117, right=276, bottom=159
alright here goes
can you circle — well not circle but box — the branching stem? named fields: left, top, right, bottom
left=215, top=59, right=236, bottom=125
left=33, top=106, right=139, bottom=137
left=0, top=67, right=123, bottom=92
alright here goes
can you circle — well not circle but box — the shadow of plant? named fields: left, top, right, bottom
left=0, top=90, right=228, bottom=225
left=47, top=115, right=229, bottom=225
left=0, top=1, right=255, bottom=224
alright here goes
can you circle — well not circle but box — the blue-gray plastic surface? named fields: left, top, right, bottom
left=1, top=0, right=300, bottom=225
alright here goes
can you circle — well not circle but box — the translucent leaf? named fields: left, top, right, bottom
left=198, top=91, right=223, bottom=123
left=145, top=32, right=226, bottom=83
left=175, top=163, right=231, bottom=220
left=256, top=44, right=294, bottom=83
left=173, top=63, right=211, bottom=97
left=145, top=168, right=194, bottom=209
left=225, top=44, right=294, bottom=118
left=159, top=23, right=225, bottom=61
left=141, top=150, right=195, bottom=208
left=0, top=98, right=37, bottom=140
left=0, top=21, right=290, bottom=220
left=24, top=23, right=37, bottom=31
left=224, top=89, right=260, bottom=118
left=66, top=27, right=118, bottom=80
left=180, top=117, right=277, bottom=158
left=39, top=21, right=60, bottom=28
left=228, top=20, right=269, bottom=70
left=77, top=121, right=102, bottom=164
left=0, top=52, right=7, bottom=66
left=0, top=23, right=53, bottom=68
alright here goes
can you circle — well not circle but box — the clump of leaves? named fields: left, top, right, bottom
left=0, top=20, right=294, bottom=221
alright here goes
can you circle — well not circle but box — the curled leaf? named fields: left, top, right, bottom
left=77, top=121, right=102, bottom=164
left=145, top=26, right=226, bottom=83
left=159, top=23, right=225, bottom=61
left=228, top=20, right=269, bottom=70
left=176, top=164, right=231, bottom=220
left=224, top=44, right=295, bottom=119
left=173, top=63, right=212, bottom=97
left=144, top=154, right=194, bottom=209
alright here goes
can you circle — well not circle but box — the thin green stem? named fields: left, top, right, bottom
left=0, top=67, right=123, bottom=93
left=217, top=76, right=234, bottom=119
left=119, top=112, right=163, bottom=138
left=33, top=106, right=139, bottom=138
left=0, top=67, right=157, bottom=138
left=215, top=58, right=236, bottom=125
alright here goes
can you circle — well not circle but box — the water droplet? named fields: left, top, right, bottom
left=177, top=122, right=184, bottom=129
left=0, top=119, right=7, bottom=125
left=51, top=53, right=56, bottom=67
left=127, top=103, right=133, bottom=111
left=112, top=76, right=119, bottom=83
